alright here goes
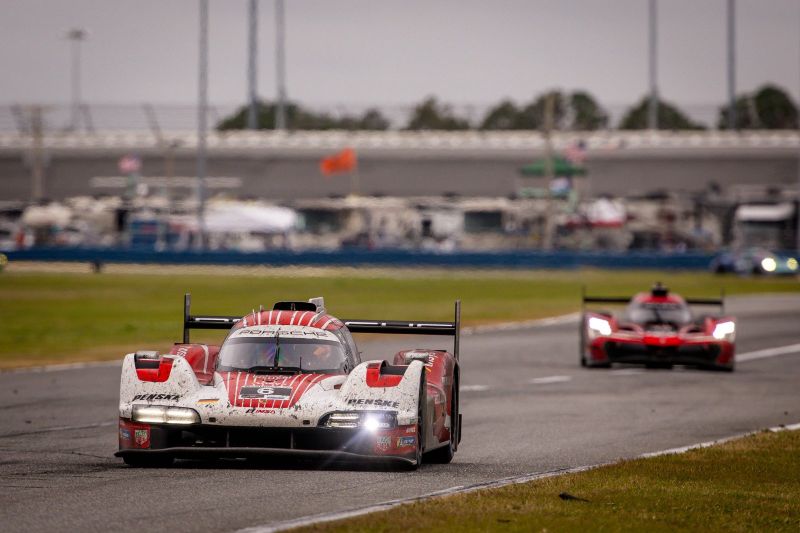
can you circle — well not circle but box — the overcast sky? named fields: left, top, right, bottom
left=2, top=0, right=799, bottom=111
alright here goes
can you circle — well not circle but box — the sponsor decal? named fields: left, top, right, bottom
left=133, top=393, right=180, bottom=402
left=237, top=327, right=332, bottom=339
left=346, top=398, right=400, bottom=408
left=134, top=428, right=150, bottom=447
left=119, top=428, right=131, bottom=440
left=239, top=386, right=292, bottom=400
left=174, top=346, right=190, bottom=357
left=405, top=425, right=417, bottom=434
left=197, top=398, right=219, bottom=405
left=396, top=436, right=416, bottom=447
left=375, top=436, right=391, bottom=451
left=244, top=408, right=278, bottom=414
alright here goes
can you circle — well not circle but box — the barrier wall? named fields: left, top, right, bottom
left=3, top=247, right=716, bottom=270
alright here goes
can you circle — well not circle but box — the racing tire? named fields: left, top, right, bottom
left=402, top=370, right=426, bottom=471
left=579, top=323, right=587, bottom=367
left=424, top=372, right=458, bottom=465
left=122, top=454, right=174, bottom=468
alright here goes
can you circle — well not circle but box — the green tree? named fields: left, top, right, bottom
left=618, top=97, right=705, bottom=130
left=569, top=91, right=608, bottom=130
left=405, top=96, right=470, bottom=130
left=516, top=90, right=565, bottom=130
left=479, top=90, right=608, bottom=131
left=480, top=100, right=522, bottom=130
left=718, top=84, right=798, bottom=129
left=216, top=101, right=390, bottom=131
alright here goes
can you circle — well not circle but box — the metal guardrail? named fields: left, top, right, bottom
left=3, top=247, right=716, bottom=270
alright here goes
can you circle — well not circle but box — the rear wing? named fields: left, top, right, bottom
left=581, top=287, right=725, bottom=313
left=181, top=294, right=462, bottom=360
left=343, top=300, right=461, bottom=360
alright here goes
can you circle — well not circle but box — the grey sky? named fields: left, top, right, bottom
left=1, top=0, right=798, bottom=111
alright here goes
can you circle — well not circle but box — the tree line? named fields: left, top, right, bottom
left=217, top=83, right=798, bottom=131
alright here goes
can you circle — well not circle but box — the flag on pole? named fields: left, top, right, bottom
left=563, top=141, right=587, bottom=166
left=320, top=148, right=356, bottom=177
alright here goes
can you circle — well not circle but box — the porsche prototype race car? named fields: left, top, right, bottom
left=116, top=295, right=462, bottom=469
left=580, top=283, right=736, bottom=371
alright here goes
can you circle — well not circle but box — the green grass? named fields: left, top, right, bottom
left=299, top=429, right=800, bottom=532
left=0, top=268, right=797, bottom=368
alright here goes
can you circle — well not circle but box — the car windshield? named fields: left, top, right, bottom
left=217, top=337, right=347, bottom=374
left=626, top=302, right=691, bottom=325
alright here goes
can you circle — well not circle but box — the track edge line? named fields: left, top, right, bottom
left=239, top=422, right=800, bottom=533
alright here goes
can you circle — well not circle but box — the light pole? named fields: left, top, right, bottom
left=727, top=0, right=737, bottom=130
left=247, top=0, right=259, bottom=130
left=275, top=0, right=288, bottom=130
left=197, top=0, right=208, bottom=248
left=66, top=28, right=87, bottom=132
left=647, top=0, right=659, bottom=130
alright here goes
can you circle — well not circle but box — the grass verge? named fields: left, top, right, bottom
left=297, top=428, right=800, bottom=532
left=0, top=267, right=797, bottom=368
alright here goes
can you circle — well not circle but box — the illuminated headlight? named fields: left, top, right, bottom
left=324, top=411, right=397, bottom=431
left=712, top=321, right=736, bottom=341
left=587, top=316, right=612, bottom=337
left=132, top=405, right=200, bottom=425
left=760, top=257, right=777, bottom=272
left=787, top=258, right=798, bottom=271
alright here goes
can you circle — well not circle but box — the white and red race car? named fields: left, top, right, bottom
left=581, top=283, right=736, bottom=371
left=116, top=295, right=462, bottom=469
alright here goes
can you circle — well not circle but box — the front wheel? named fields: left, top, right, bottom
left=425, top=377, right=458, bottom=464
left=404, top=371, right=426, bottom=470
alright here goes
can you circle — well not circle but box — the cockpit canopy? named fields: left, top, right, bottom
left=217, top=326, right=350, bottom=374
left=625, top=300, right=692, bottom=326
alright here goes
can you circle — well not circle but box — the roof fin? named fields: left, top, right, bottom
left=651, top=282, right=669, bottom=297
left=308, top=297, right=326, bottom=314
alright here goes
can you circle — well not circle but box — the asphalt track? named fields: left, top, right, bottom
left=1, top=294, right=798, bottom=533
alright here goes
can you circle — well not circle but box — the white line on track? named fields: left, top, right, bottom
left=609, top=368, right=645, bottom=376
left=460, top=384, right=490, bottom=392
left=528, top=375, right=572, bottom=385
left=5, top=315, right=798, bottom=375
left=737, top=343, right=800, bottom=362
left=2, top=360, right=121, bottom=374
left=239, top=422, right=800, bottom=533
left=461, top=312, right=580, bottom=335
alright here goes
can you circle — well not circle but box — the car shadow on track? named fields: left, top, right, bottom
left=115, top=456, right=416, bottom=473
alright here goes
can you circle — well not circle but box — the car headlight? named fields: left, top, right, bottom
left=132, top=405, right=200, bottom=425
left=787, top=258, right=798, bottom=271
left=760, top=257, right=777, bottom=272
left=712, top=321, right=736, bottom=341
left=323, top=411, right=397, bottom=431
left=587, top=316, right=612, bottom=337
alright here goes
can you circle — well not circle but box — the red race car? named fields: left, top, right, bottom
left=580, top=283, right=736, bottom=371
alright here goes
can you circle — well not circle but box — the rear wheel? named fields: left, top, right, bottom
left=122, top=454, right=174, bottom=468
left=425, top=373, right=458, bottom=464
left=579, top=321, right=587, bottom=366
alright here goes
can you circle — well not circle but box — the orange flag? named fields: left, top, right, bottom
left=320, top=148, right=357, bottom=177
